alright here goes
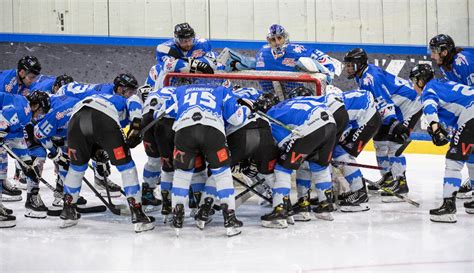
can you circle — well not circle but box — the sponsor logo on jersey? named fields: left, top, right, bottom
left=56, top=111, right=64, bottom=120
left=113, top=146, right=126, bottom=160
left=192, top=112, right=202, bottom=121
left=216, top=148, right=228, bottom=162
left=191, top=49, right=205, bottom=58
left=24, top=106, right=31, bottom=116
left=282, top=58, right=296, bottom=67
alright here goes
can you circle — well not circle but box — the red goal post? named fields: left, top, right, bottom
left=163, top=70, right=326, bottom=99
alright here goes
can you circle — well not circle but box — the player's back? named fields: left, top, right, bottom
left=30, top=75, right=55, bottom=93
left=441, top=51, right=474, bottom=86
left=57, top=82, right=114, bottom=100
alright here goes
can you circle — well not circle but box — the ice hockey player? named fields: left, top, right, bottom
left=154, top=23, right=219, bottom=88
left=429, top=34, right=474, bottom=199
left=262, top=86, right=337, bottom=228
left=344, top=48, right=422, bottom=201
left=326, top=86, right=381, bottom=212
left=0, top=91, right=49, bottom=218
left=409, top=63, right=474, bottom=222
left=56, top=78, right=128, bottom=197
left=255, top=24, right=336, bottom=94
left=0, top=56, right=42, bottom=96
left=59, top=73, right=155, bottom=232
left=156, top=84, right=251, bottom=236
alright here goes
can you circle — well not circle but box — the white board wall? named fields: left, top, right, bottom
left=1, top=0, right=471, bottom=46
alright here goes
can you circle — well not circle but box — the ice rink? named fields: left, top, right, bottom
left=1, top=147, right=473, bottom=273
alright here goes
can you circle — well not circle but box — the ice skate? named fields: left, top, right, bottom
left=2, top=179, right=22, bottom=202
left=368, top=172, right=392, bottom=192
left=312, top=200, right=335, bottom=221
left=161, top=190, right=172, bottom=223
left=24, top=188, right=48, bottom=219
left=457, top=182, right=472, bottom=199
left=194, top=197, right=214, bottom=230
left=59, top=194, right=81, bottom=228
left=261, top=197, right=290, bottom=229
left=13, top=167, right=27, bottom=190
left=430, top=196, right=457, bottom=223
left=172, top=204, right=185, bottom=236
left=127, top=197, right=155, bottom=233
left=222, top=203, right=242, bottom=237
left=141, top=183, right=161, bottom=212
left=94, top=176, right=122, bottom=198
left=381, top=174, right=409, bottom=203
left=339, top=186, right=370, bottom=212
left=291, top=196, right=312, bottom=222
left=464, top=200, right=474, bottom=214
left=0, top=204, right=15, bottom=228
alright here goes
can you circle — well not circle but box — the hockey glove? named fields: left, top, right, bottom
left=48, top=148, right=70, bottom=169
left=189, top=58, right=214, bottom=74
left=0, top=130, right=8, bottom=145
left=22, top=160, right=40, bottom=182
left=237, top=98, right=255, bottom=112
left=126, top=118, right=142, bottom=148
left=427, top=122, right=449, bottom=146
left=137, top=84, right=152, bottom=102
left=388, top=119, right=409, bottom=142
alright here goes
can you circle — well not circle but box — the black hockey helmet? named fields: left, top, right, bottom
left=287, top=86, right=314, bottom=98
left=409, top=64, right=434, bottom=87
left=113, top=73, right=138, bottom=91
left=174, top=23, right=195, bottom=40
left=255, top=92, right=280, bottom=112
left=53, top=74, right=74, bottom=90
left=429, top=34, right=455, bottom=53
left=26, top=90, right=51, bottom=113
left=17, top=56, right=41, bottom=75
left=343, top=48, right=368, bottom=79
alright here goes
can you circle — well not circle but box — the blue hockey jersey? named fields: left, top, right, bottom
left=0, top=69, right=30, bottom=95
left=34, top=95, right=80, bottom=152
left=163, top=84, right=250, bottom=135
left=143, top=86, right=176, bottom=118
left=267, top=96, right=335, bottom=147
left=441, top=51, right=474, bottom=86
left=421, top=79, right=474, bottom=132
left=29, top=74, right=56, bottom=93
left=56, top=82, right=114, bottom=100
left=355, top=64, right=421, bottom=125
left=0, top=92, right=32, bottom=139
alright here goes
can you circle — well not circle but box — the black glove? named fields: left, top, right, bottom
left=189, top=58, right=214, bottom=74
left=22, top=160, right=40, bottom=181
left=126, top=118, right=142, bottom=148
left=92, top=149, right=109, bottom=163
left=237, top=98, right=255, bottom=111
left=48, top=148, right=70, bottom=169
left=427, top=122, right=449, bottom=146
left=388, top=119, right=410, bottom=142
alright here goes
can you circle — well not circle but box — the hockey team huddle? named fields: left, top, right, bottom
left=0, top=22, right=473, bottom=237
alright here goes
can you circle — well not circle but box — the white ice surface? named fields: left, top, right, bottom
left=1, top=147, right=473, bottom=273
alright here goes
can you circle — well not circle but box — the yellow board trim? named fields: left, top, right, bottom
left=364, top=140, right=448, bottom=155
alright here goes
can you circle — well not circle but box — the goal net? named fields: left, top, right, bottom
left=163, top=70, right=327, bottom=99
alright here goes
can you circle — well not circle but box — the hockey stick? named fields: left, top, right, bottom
left=332, top=160, right=387, bottom=171
left=364, top=178, right=420, bottom=207
left=395, top=139, right=412, bottom=157
left=232, top=175, right=272, bottom=203
left=82, top=176, right=130, bottom=216
left=47, top=204, right=107, bottom=217
left=138, top=102, right=176, bottom=139
left=234, top=175, right=266, bottom=207
left=87, top=163, right=126, bottom=196
left=256, top=110, right=302, bottom=137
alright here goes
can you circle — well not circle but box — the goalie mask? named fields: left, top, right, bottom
left=267, top=24, right=289, bottom=58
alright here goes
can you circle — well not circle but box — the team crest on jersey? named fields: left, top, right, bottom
left=56, top=111, right=64, bottom=120
left=191, top=49, right=205, bottom=58
left=455, top=53, right=469, bottom=66
left=292, top=45, right=306, bottom=53
left=282, top=58, right=296, bottom=67
left=363, top=74, right=375, bottom=86
left=0, top=120, right=8, bottom=129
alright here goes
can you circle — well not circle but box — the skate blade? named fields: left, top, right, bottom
left=430, top=214, right=457, bottom=223
left=382, top=195, right=406, bottom=203
left=144, top=205, right=160, bottom=213
left=340, top=205, right=370, bottom=213
left=457, top=192, right=473, bottom=199
left=60, top=219, right=78, bottom=229
left=287, top=216, right=295, bottom=225
left=99, top=191, right=121, bottom=198
left=0, top=220, right=16, bottom=228
left=174, top=228, right=181, bottom=237
left=189, top=208, right=198, bottom=218
left=162, top=214, right=170, bottom=224
left=226, top=227, right=241, bottom=237
left=259, top=200, right=272, bottom=207
left=52, top=202, right=63, bottom=208
left=2, top=195, right=22, bottom=202
left=24, top=209, right=47, bottom=219
left=261, top=219, right=288, bottom=229
left=134, top=222, right=155, bottom=233
left=293, top=212, right=312, bottom=222
left=465, top=208, right=474, bottom=214
left=196, top=220, right=206, bottom=230
left=314, top=212, right=334, bottom=221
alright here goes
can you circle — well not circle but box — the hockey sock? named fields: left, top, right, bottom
left=388, top=141, right=406, bottom=179
left=63, top=164, right=87, bottom=203
left=295, top=163, right=311, bottom=198
left=143, top=156, right=162, bottom=189
left=333, top=148, right=363, bottom=192
left=203, top=174, right=218, bottom=202
left=161, top=171, right=174, bottom=192
left=190, top=169, right=207, bottom=194
left=117, top=161, right=141, bottom=201
left=260, top=173, right=276, bottom=188
left=374, top=140, right=390, bottom=175
left=273, top=164, right=292, bottom=208
left=172, top=169, right=194, bottom=207
left=211, top=167, right=235, bottom=210
left=309, top=162, right=332, bottom=202
left=444, top=159, right=463, bottom=198
left=467, top=154, right=474, bottom=187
